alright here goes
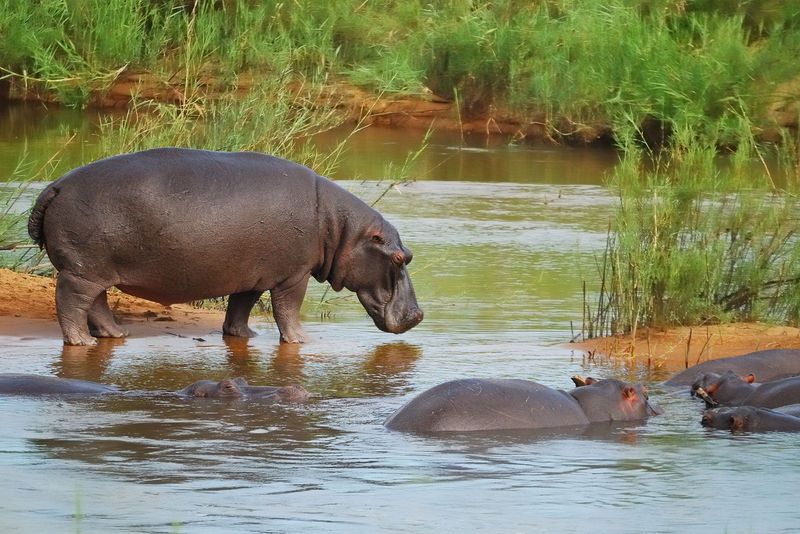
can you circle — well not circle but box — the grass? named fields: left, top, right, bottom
left=584, top=118, right=800, bottom=337
left=2, top=1, right=799, bottom=147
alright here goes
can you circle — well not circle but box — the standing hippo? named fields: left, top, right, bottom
left=383, top=378, right=661, bottom=433
left=178, top=377, right=310, bottom=401
left=0, top=374, right=119, bottom=395
left=701, top=406, right=800, bottom=433
left=664, top=349, right=800, bottom=387
left=28, top=148, right=423, bottom=345
left=692, top=371, right=800, bottom=408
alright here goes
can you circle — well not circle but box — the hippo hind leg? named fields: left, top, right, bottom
left=223, top=290, right=263, bottom=338
left=87, top=290, right=128, bottom=339
left=55, top=271, right=109, bottom=345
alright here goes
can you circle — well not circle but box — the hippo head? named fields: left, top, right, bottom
left=325, top=217, right=423, bottom=334
left=569, top=378, right=662, bottom=423
left=277, top=384, right=311, bottom=402
left=691, top=370, right=755, bottom=407
left=183, top=378, right=247, bottom=398
left=702, top=406, right=757, bottom=432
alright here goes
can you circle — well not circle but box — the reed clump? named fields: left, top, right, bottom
left=585, top=117, right=800, bottom=337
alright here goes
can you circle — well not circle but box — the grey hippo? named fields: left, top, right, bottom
left=0, top=374, right=309, bottom=401
left=664, top=349, right=800, bottom=387
left=384, top=378, right=662, bottom=433
left=28, top=148, right=423, bottom=345
left=701, top=406, right=800, bottom=433
left=691, top=370, right=800, bottom=409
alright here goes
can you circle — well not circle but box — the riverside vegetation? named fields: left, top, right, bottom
left=1, top=1, right=800, bottom=334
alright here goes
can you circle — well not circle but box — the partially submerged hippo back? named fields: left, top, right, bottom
left=28, top=148, right=423, bottom=346
left=179, top=377, right=309, bottom=402
left=384, top=378, right=660, bottom=433
left=665, top=349, right=800, bottom=387
left=702, top=406, right=800, bottom=433
left=0, top=374, right=118, bottom=395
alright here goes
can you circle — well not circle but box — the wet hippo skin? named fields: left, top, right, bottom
left=692, top=371, right=800, bottom=408
left=702, top=406, right=800, bottom=432
left=0, top=374, right=309, bottom=402
left=28, top=148, right=423, bottom=345
left=384, top=378, right=661, bottom=433
left=664, top=349, right=800, bottom=387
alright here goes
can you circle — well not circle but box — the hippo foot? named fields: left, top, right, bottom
left=63, top=331, right=98, bottom=346
left=89, top=326, right=129, bottom=339
left=279, top=330, right=307, bottom=344
left=222, top=325, right=258, bottom=338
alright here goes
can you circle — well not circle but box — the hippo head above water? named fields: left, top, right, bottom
left=182, top=378, right=246, bottom=398
left=570, top=378, right=663, bottom=421
left=315, top=205, right=423, bottom=335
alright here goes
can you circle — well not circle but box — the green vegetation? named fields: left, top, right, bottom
left=2, top=1, right=799, bottom=139
left=584, top=121, right=800, bottom=337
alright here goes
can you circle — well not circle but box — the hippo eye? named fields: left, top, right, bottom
left=371, top=234, right=384, bottom=245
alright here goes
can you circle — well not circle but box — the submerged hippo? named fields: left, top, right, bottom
left=664, top=349, right=800, bottom=387
left=384, top=378, right=662, bottom=433
left=0, top=374, right=308, bottom=402
left=692, top=371, right=800, bottom=409
left=28, top=148, right=423, bottom=345
left=178, top=377, right=310, bottom=401
left=0, top=374, right=119, bottom=395
left=701, top=406, right=800, bottom=433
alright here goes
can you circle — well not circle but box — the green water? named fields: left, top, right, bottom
left=0, top=105, right=796, bottom=534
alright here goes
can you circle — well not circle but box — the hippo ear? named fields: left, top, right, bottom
left=744, top=373, right=756, bottom=384
left=730, top=415, right=745, bottom=431
left=585, top=377, right=598, bottom=385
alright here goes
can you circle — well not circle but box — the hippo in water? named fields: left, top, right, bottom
left=664, top=349, right=800, bottom=387
left=384, top=378, right=662, bottom=433
left=701, top=406, right=800, bottom=433
left=0, top=374, right=308, bottom=402
left=0, top=374, right=119, bottom=395
left=178, top=377, right=310, bottom=401
left=28, top=148, right=423, bottom=345
left=691, top=371, right=800, bottom=409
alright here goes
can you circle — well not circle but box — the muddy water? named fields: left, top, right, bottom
left=1, top=109, right=799, bottom=533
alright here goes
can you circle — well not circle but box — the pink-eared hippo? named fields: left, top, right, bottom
left=664, top=349, right=800, bottom=387
left=691, top=371, right=800, bottom=409
left=28, top=148, right=423, bottom=345
left=702, top=406, right=800, bottom=433
left=384, top=378, right=662, bottom=433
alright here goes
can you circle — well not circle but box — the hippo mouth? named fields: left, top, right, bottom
left=356, top=270, right=423, bottom=334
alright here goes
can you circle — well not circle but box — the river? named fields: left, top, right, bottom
left=0, top=104, right=797, bottom=533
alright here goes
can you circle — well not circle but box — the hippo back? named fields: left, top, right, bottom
left=665, top=349, right=800, bottom=387
left=384, top=378, right=589, bottom=432
left=0, top=374, right=117, bottom=395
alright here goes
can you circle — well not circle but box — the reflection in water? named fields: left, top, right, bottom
left=359, top=342, right=422, bottom=396
left=52, top=338, right=123, bottom=380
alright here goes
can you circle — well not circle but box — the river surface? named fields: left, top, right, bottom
left=0, top=106, right=798, bottom=533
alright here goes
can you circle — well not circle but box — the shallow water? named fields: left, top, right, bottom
left=1, top=110, right=798, bottom=533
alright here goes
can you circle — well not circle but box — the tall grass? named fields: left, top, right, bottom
left=585, top=119, right=800, bottom=337
left=3, top=0, right=799, bottom=146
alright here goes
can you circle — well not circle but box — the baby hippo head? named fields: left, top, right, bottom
left=182, top=378, right=247, bottom=398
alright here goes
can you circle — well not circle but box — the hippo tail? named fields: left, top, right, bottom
left=27, top=184, right=58, bottom=249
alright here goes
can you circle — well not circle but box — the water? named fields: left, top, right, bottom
left=1, top=107, right=798, bottom=533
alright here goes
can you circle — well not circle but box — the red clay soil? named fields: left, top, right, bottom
left=569, top=323, right=800, bottom=373
left=0, top=268, right=223, bottom=338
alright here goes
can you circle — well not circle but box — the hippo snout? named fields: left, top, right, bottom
left=384, top=306, right=423, bottom=334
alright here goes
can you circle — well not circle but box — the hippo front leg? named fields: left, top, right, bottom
left=270, top=275, right=309, bottom=343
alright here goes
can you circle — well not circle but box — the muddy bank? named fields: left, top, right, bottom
left=569, top=323, right=800, bottom=374
left=0, top=268, right=225, bottom=339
